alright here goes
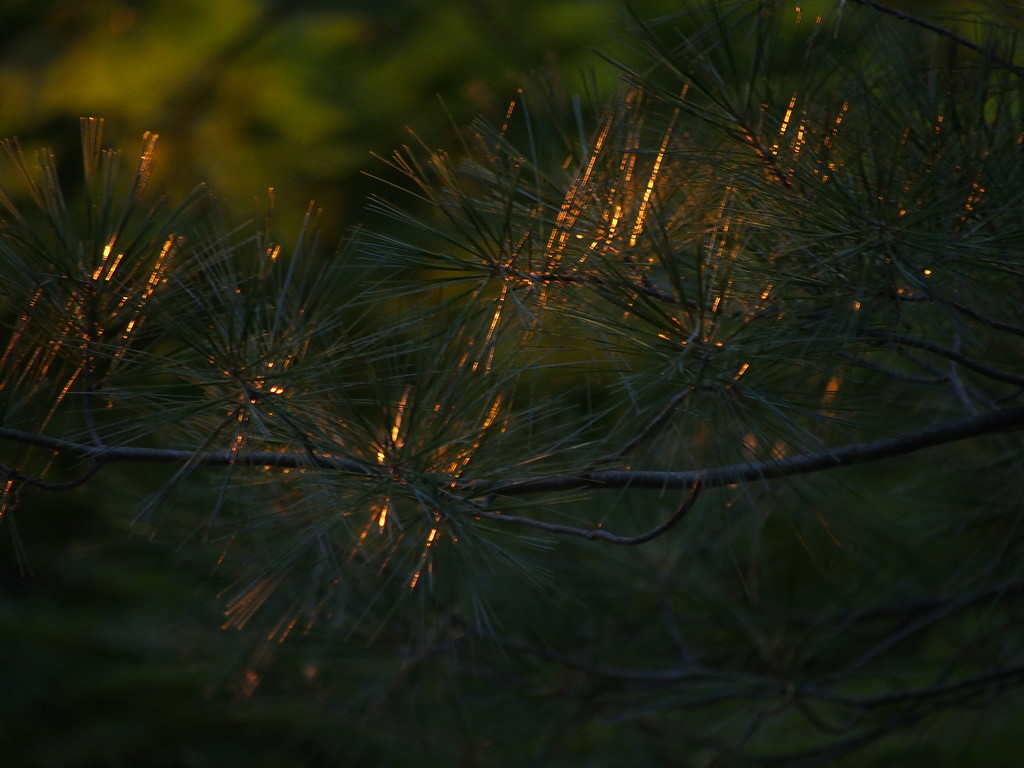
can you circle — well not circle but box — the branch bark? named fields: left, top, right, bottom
left=482, top=403, right=1024, bottom=496
left=3, top=404, right=1023, bottom=500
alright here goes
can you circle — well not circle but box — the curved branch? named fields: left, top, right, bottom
left=1, top=458, right=106, bottom=492
left=473, top=484, right=701, bottom=544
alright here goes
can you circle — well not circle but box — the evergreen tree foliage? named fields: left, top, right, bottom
left=2, top=2, right=1023, bottom=765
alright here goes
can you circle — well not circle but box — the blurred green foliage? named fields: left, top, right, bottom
left=0, top=0, right=657, bottom=242
left=2, top=0, right=1006, bottom=234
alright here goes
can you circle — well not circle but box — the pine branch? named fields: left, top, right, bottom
left=481, top=404, right=1024, bottom=496
left=0, top=428, right=380, bottom=476
left=3, top=404, right=1022, bottom=505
